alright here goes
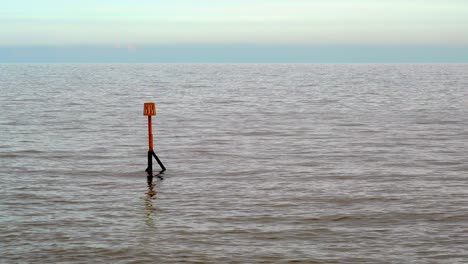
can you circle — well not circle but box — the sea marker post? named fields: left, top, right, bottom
left=144, top=102, right=166, bottom=177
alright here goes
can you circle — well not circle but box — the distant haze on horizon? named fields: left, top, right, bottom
left=1, top=0, right=468, bottom=62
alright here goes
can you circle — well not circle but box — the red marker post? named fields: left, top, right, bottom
left=144, top=102, right=166, bottom=175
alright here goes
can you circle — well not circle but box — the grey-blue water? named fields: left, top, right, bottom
left=1, top=64, right=467, bottom=263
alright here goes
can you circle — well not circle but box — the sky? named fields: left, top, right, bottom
left=1, top=0, right=468, bottom=62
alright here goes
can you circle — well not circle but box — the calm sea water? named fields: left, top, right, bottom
left=1, top=64, right=467, bottom=263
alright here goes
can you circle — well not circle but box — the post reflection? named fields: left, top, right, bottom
left=146, top=176, right=157, bottom=198
left=144, top=173, right=163, bottom=228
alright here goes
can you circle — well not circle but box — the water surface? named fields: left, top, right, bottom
left=1, top=64, right=467, bottom=263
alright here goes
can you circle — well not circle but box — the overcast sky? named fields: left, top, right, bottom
left=1, top=0, right=467, bottom=62
left=2, top=0, right=468, bottom=46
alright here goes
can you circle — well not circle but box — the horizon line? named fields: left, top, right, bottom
left=2, top=45, right=467, bottom=63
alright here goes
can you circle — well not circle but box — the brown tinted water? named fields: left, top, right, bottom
left=1, top=64, right=467, bottom=263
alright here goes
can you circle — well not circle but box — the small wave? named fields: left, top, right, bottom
left=0, top=154, right=19, bottom=158
left=15, top=149, right=44, bottom=154
left=336, top=123, right=366, bottom=127
left=330, top=216, right=359, bottom=221
left=429, top=214, right=468, bottom=222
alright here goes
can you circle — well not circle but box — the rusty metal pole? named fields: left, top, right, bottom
left=144, top=102, right=166, bottom=176
left=147, top=115, right=153, bottom=175
left=148, top=115, right=153, bottom=151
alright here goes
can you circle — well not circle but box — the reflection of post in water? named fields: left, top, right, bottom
left=146, top=176, right=157, bottom=198
left=145, top=175, right=158, bottom=227
left=145, top=173, right=163, bottom=213
left=147, top=173, right=164, bottom=186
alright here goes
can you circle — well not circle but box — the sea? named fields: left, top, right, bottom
left=1, top=64, right=467, bottom=263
